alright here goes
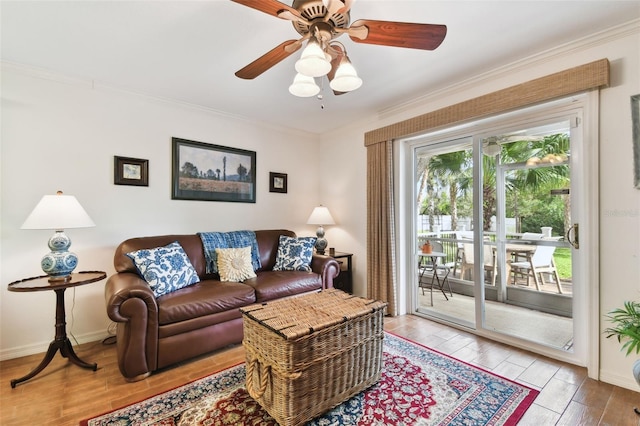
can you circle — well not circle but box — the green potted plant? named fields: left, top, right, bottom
left=604, top=301, right=640, bottom=388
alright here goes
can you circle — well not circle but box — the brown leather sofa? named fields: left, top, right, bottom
left=105, top=229, right=340, bottom=381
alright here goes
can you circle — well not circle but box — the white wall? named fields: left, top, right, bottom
left=0, top=65, right=322, bottom=359
left=319, top=22, right=640, bottom=390
left=2, top=20, right=639, bottom=392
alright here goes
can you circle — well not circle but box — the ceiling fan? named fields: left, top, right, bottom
left=231, top=0, right=447, bottom=96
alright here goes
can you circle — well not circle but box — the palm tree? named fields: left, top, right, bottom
left=501, top=134, right=570, bottom=233
left=423, top=151, right=470, bottom=231
left=416, top=132, right=570, bottom=234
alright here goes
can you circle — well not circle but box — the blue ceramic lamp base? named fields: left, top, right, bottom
left=315, top=226, right=328, bottom=255
left=41, top=230, right=78, bottom=281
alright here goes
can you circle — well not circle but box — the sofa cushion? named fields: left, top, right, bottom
left=157, top=280, right=255, bottom=325
left=273, top=235, right=317, bottom=272
left=255, top=229, right=296, bottom=271
left=199, top=231, right=261, bottom=274
left=126, top=241, right=200, bottom=298
left=158, top=308, right=242, bottom=340
left=244, top=270, right=322, bottom=302
left=215, top=246, right=257, bottom=282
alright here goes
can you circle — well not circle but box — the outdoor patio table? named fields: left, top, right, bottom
left=418, top=252, right=451, bottom=304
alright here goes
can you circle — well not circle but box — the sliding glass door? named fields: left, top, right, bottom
left=414, top=138, right=475, bottom=328
left=408, top=98, right=588, bottom=366
left=481, top=120, right=575, bottom=350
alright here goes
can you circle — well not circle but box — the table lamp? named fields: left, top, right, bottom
left=306, top=205, right=335, bottom=254
left=21, top=191, right=95, bottom=281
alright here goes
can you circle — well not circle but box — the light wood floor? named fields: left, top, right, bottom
left=1, top=315, right=639, bottom=425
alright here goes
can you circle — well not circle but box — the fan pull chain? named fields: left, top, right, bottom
left=318, top=80, right=325, bottom=109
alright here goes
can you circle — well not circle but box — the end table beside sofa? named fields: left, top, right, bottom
left=8, top=271, right=106, bottom=387
left=105, top=229, right=340, bottom=381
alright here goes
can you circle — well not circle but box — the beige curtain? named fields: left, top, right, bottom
left=364, top=59, right=609, bottom=314
left=366, top=140, right=397, bottom=316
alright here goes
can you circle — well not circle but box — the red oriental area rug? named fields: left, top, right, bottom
left=81, top=333, right=538, bottom=425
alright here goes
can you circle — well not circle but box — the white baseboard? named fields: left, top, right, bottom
left=599, top=369, right=640, bottom=392
left=0, top=330, right=110, bottom=361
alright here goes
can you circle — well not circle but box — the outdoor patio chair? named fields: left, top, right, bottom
left=510, top=244, right=563, bottom=293
left=447, top=231, right=473, bottom=277
left=459, top=240, right=496, bottom=285
left=512, top=233, right=544, bottom=262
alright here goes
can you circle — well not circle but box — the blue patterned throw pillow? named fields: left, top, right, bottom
left=126, top=241, right=200, bottom=298
left=273, top=235, right=317, bottom=272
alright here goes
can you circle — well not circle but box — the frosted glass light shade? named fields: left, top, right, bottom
left=295, top=40, right=331, bottom=77
left=289, top=73, right=320, bottom=97
left=329, top=60, right=362, bottom=92
left=484, top=142, right=501, bottom=156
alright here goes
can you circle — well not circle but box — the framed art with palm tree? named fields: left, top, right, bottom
left=171, top=137, right=256, bottom=203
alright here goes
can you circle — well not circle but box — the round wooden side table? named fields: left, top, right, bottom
left=7, top=270, right=107, bottom=388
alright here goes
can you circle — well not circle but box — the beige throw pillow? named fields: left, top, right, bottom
left=215, top=246, right=256, bottom=282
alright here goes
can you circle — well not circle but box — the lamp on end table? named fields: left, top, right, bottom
left=306, top=205, right=335, bottom=255
left=21, top=190, right=95, bottom=281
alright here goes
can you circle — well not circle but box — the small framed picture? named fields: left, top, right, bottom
left=269, top=172, right=287, bottom=193
left=114, top=156, right=149, bottom=186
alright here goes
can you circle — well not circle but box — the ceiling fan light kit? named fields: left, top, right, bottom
left=329, top=55, right=362, bottom=92
left=232, top=0, right=447, bottom=98
left=289, top=73, right=321, bottom=97
left=295, top=36, right=332, bottom=77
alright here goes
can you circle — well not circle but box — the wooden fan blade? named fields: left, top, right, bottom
left=231, top=0, right=303, bottom=21
left=348, top=19, right=447, bottom=50
left=327, top=44, right=346, bottom=96
left=235, top=40, right=301, bottom=79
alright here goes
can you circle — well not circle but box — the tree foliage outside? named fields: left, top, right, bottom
left=417, top=133, right=570, bottom=235
left=512, top=191, right=565, bottom=235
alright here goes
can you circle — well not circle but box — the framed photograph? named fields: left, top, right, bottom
left=114, top=156, right=148, bottom=186
left=269, top=172, right=288, bottom=193
left=172, top=137, right=256, bottom=202
left=632, top=94, right=640, bottom=189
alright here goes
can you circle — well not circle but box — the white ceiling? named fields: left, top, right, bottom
left=2, top=1, right=639, bottom=135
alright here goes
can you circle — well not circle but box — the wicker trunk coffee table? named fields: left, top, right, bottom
left=240, top=289, right=387, bottom=426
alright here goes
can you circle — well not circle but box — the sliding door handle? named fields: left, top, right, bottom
left=566, top=223, right=579, bottom=249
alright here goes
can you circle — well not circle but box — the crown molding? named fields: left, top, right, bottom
left=1, top=61, right=318, bottom=140
left=378, top=18, right=640, bottom=121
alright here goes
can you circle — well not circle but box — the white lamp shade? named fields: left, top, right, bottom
left=295, top=40, right=331, bottom=77
left=21, top=193, right=95, bottom=230
left=329, top=60, right=362, bottom=92
left=306, top=206, right=336, bottom=225
left=289, top=73, right=320, bottom=97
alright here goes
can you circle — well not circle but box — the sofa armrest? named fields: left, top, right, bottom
left=105, top=272, right=159, bottom=381
left=311, top=254, right=340, bottom=289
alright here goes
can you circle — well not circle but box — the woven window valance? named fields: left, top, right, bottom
left=364, top=58, right=609, bottom=146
